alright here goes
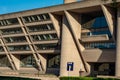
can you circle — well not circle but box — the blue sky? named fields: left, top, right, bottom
left=0, top=0, right=64, bottom=14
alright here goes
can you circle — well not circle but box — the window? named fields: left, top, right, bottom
left=83, top=42, right=116, bottom=49
left=28, top=24, right=54, bottom=32
left=5, top=36, right=26, bottom=43
left=1, top=28, right=22, bottom=35
left=8, top=45, right=30, bottom=51
left=81, top=16, right=112, bottom=39
left=23, top=13, right=50, bottom=23
left=47, top=55, right=60, bottom=68
left=0, top=47, right=4, bottom=52
left=0, top=18, right=19, bottom=26
left=32, top=34, right=58, bottom=41
left=36, top=43, right=59, bottom=50
left=20, top=55, right=36, bottom=67
left=0, top=55, right=11, bottom=67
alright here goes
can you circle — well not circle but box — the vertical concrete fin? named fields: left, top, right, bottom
left=60, top=16, right=83, bottom=76
left=49, top=13, right=60, bottom=38
left=64, top=11, right=88, bottom=72
left=64, top=11, right=84, bottom=51
left=101, top=5, right=115, bottom=40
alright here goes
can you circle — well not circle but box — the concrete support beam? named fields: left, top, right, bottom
left=60, top=16, right=83, bottom=76
left=101, top=5, right=115, bottom=40
left=115, top=7, right=120, bottom=77
left=64, top=11, right=90, bottom=75
left=64, top=11, right=84, bottom=51
left=49, top=13, right=60, bottom=38
left=60, top=11, right=89, bottom=76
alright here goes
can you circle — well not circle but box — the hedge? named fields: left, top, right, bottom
left=60, top=77, right=120, bottom=80
left=0, top=76, right=39, bottom=80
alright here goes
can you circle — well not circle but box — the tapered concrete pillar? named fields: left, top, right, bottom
left=116, top=8, right=120, bottom=77
left=64, top=0, right=77, bottom=4
left=60, top=16, right=85, bottom=76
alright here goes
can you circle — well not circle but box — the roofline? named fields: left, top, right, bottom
left=0, top=0, right=120, bottom=19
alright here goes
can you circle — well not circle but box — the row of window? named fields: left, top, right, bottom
left=0, top=24, right=55, bottom=36
left=81, top=30, right=112, bottom=38
left=83, top=42, right=116, bottom=49
left=23, top=13, right=50, bottom=23
left=0, top=55, right=60, bottom=68
left=4, top=36, right=26, bottom=43
left=8, top=45, right=30, bottom=51
left=6, top=43, right=59, bottom=51
left=0, top=18, right=19, bottom=26
left=0, top=33, right=58, bottom=43
left=36, top=43, right=59, bottom=50
left=0, top=13, right=50, bottom=27
left=0, top=28, right=23, bottom=35
left=32, top=33, right=58, bottom=41
left=28, top=24, right=54, bottom=32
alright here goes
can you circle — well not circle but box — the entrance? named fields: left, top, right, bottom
left=90, top=63, right=115, bottom=77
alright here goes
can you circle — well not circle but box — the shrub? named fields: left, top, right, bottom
left=60, top=77, right=120, bottom=80
left=0, top=76, right=39, bottom=80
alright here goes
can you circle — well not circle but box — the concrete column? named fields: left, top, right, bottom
left=116, top=8, right=120, bottom=77
left=64, top=0, right=77, bottom=4
left=60, top=16, right=84, bottom=76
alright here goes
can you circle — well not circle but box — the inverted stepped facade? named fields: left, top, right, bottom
left=0, top=0, right=120, bottom=77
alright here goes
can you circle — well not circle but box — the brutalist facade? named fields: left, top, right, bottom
left=0, top=0, right=120, bottom=77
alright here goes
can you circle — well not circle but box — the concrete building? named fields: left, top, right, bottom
left=0, top=0, right=120, bottom=77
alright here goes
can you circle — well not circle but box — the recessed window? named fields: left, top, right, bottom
left=20, top=55, right=36, bottom=67
left=0, top=18, right=19, bottom=26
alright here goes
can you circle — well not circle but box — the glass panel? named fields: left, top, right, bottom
left=28, top=24, right=54, bottom=32
left=1, top=28, right=22, bottom=35
left=20, top=55, right=36, bottom=67
left=92, top=63, right=115, bottom=76
left=47, top=55, right=60, bottom=68
left=8, top=45, right=30, bottom=51
left=0, top=18, right=19, bottom=26
left=36, top=43, right=59, bottom=50
left=0, top=47, right=4, bottom=52
left=82, top=16, right=111, bottom=38
left=23, top=13, right=50, bottom=23
left=0, top=55, right=11, bottom=67
left=32, top=33, right=58, bottom=41
left=83, top=42, right=116, bottom=49
left=4, top=36, right=26, bottom=43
